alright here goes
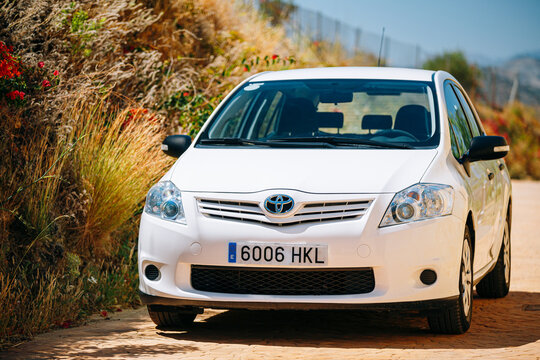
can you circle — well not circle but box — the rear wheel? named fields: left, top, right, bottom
left=147, top=305, right=197, bottom=329
left=476, top=218, right=511, bottom=298
left=427, top=225, right=473, bottom=334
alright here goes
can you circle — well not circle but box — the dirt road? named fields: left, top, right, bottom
left=3, top=181, right=540, bottom=359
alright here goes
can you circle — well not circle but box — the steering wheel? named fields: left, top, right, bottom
left=372, top=129, right=418, bottom=141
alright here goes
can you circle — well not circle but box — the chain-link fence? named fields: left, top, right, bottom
left=243, top=1, right=431, bottom=68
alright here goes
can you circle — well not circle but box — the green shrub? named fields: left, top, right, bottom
left=423, top=51, right=480, bottom=95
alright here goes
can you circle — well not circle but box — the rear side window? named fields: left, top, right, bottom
left=451, top=84, right=483, bottom=137
left=444, top=82, right=473, bottom=158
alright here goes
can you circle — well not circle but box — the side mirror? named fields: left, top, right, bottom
left=161, top=135, right=192, bottom=158
left=466, top=136, right=509, bottom=162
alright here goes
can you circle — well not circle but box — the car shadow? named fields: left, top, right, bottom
left=158, top=291, right=540, bottom=350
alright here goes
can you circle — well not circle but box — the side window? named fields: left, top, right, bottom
left=452, top=84, right=483, bottom=137
left=444, top=82, right=473, bottom=158
left=448, top=124, right=461, bottom=159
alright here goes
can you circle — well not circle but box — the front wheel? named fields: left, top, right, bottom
left=476, top=217, right=511, bottom=298
left=427, top=225, right=473, bottom=334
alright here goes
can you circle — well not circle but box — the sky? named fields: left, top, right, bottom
left=292, top=0, right=540, bottom=64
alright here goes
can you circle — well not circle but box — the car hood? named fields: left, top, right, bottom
left=167, top=148, right=437, bottom=194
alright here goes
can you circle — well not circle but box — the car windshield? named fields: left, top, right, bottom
left=197, top=79, right=439, bottom=149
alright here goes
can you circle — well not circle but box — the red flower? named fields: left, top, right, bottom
left=0, top=42, right=22, bottom=79
left=6, top=90, right=20, bottom=100
left=100, top=310, right=108, bottom=317
left=53, top=70, right=59, bottom=76
left=38, top=61, right=45, bottom=68
left=243, top=66, right=248, bottom=72
left=183, top=92, right=189, bottom=97
left=18, top=91, right=25, bottom=100
left=271, top=54, right=278, bottom=60
left=42, top=79, right=51, bottom=88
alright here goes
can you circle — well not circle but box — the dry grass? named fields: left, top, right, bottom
left=298, top=40, right=378, bottom=67
left=0, top=95, right=166, bottom=345
left=64, top=97, right=173, bottom=253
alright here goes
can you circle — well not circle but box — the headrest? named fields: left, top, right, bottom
left=395, top=105, right=431, bottom=140
left=362, top=115, right=392, bottom=130
left=316, top=112, right=344, bottom=128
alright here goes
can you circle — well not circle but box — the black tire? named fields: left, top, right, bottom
left=147, top=305, right=197, bottom=329
left=476, top=217, right=511, bottom=298
left=427, top=225, right=473, bottom=334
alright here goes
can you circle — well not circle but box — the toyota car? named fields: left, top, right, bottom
left=138, top=67, right=511, bottom=334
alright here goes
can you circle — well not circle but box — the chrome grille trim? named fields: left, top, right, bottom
left=197, top=197, right=372, bottom=226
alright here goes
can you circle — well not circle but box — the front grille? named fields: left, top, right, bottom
left=191, top=265, right=375, bottom=295
left=197, top=198, right=372, bottom=226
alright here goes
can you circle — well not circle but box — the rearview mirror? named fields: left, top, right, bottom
left=161, top=135, right=192, bottom=158
left=466, top=136, right=509, bottom=162
left=319, top=91, right=353, bottom=103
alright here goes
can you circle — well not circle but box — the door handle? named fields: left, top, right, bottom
left=488, top=172, right=494, bottom=180
left=499, top=163, right=504, bottom=171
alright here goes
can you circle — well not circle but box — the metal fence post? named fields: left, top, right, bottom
left=354, top=28, right=361, bottom=54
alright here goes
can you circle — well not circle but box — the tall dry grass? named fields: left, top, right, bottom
left=0, top=95, right=172, bottom=345
left=64, top=98, right=173, bottom=253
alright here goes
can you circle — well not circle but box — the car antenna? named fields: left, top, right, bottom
left=377, top=27, right=385, bottom=67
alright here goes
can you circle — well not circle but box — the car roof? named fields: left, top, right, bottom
left=251, top=67, right=436, bottom=82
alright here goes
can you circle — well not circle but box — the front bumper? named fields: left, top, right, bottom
left=139, top=290, right=459, bottom=311
left=138, top=190, right=464, bottom=308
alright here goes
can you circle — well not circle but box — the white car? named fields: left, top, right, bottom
left=138, top=67, right=511, bottom=334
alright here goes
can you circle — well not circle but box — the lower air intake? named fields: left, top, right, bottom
left=191, top=265, right=375, bottom=295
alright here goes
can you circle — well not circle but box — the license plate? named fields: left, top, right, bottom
left=228, top=242, right=327, bottom=266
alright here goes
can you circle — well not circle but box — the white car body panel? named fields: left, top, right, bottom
left=170, top=148, right=437, bottom=194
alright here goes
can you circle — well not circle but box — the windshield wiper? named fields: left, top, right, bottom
left=198, top=138, right=336, bottom=148
left=199, top=138, right=273, bottom=146
left=271, top=136, right=413, bottom=149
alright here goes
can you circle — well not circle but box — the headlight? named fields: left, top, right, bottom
left=144, top=181, right=186, bottom=224
left=380, top=183, right=454, bottom=227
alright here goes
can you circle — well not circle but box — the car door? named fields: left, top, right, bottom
left=443, top=81, right=491, bottom=271
left=452, top=84, right=503, bottom=259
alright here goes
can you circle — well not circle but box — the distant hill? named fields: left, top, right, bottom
left=478, top=52, right=540, bottom=108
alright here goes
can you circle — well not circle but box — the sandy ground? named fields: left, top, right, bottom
left=2, top=180, right=539, bottom=359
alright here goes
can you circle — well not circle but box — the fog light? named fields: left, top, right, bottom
left=145, top=264, right=160, bottom=281
left=420, top=269, right=437, bottom=285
